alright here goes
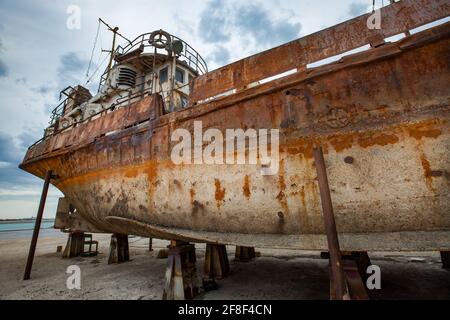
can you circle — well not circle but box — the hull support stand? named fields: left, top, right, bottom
left=441, top=251, right=450, bottom=269
left=23, top=170, right=54, bottom=280
left=204, top=244, right=230, bottom=280
left=108, top=234, right=130, bottom=264
left=62, top=232, right=85, bottom=258
left=313, top=147, right=368, bottom=300
left=235, top=246, right=256, bottom=262
left=163, top=241, right=200, bottom=300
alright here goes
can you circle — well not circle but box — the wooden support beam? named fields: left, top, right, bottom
left=235, top=246, right=256, bottom=262
left=23, top=170, right=53, bottom=280
left=351, top=251, right=372, bottom=283
left=108, top=234, right=130, bottom=264
left=163, top=242, right=200, bottom=300
left=62, top=232, right=85, bottom=258
left=204, top=244, right=230, bottom=280
left=322, top=251, right=372, bottom=283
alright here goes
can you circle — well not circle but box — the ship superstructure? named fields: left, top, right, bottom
left=45, top=29, right=207, bottom=137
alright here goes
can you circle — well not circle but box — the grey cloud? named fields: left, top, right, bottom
left=0, top=58, right=8, bottom=77
left=15, top=77, right=27, bottom=85
left=57, top=52, right=99, bottom=95
left=0, top=34, right=8, bottom=77
left=198, top=0, right=231, bottom=43
left=17, top=128, right=42, bottom=151
left=57, top=52, right=90, bottom=91
left=0, top=163, right=37, bottom=189
left=60, top=52, right=86, bottom=73
left=198, top=1, right=301, bottom=51
left=0, top=132, right=20, bottom=163
left=209, top=45, right=231, bottom=67
left=349, top=2, right=369, bottom=17
left=0, top=127, right=43, bottom=165
left=233, top=4, right=301, bottom=47
left=40, top=52, right=98, bottom=121
left=32, top=84, right=52, bottom=95
left=0, top=131, right=42, bottom=191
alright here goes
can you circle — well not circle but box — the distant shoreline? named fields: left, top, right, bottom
left=0, top=227, right=61, bottom=240
left=0, top=218, right=55, bottom=225
left=0, top=226, right=54, bottom=232
left=0, top=221, right=56, bottom=235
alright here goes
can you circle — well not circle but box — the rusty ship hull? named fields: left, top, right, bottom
left=20, top=1, right=450, bottom=251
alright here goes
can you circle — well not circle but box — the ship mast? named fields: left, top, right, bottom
left=98, top=18, right=131, bottom=80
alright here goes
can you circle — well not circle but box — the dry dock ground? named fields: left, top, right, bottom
left=0, top=233, right=449, bottom=300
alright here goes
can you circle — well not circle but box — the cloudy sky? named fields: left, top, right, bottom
left=0, top=0, right=378, bottom=219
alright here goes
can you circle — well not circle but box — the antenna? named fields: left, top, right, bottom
left=98, top=18, right=132, bottom=45
left=86, top=20, right=101, bottom=79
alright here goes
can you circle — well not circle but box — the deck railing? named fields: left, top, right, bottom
left=97, top=31, right=208, bottom=92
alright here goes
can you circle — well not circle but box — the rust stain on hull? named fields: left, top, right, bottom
left=282, top=120, right=445, bottom=157
left=420, top=152, right=434, bottom=190
left=276, top=160, right=289, bottom=214
left=190, top=188, right=196, bottom=204
left=214, top=179, right=226, bottom=208
left=243, top=175, right=251, bottom=200
left=407, top=121, right=443, bottom=140
left=329, top=135, right=354, bottom=153
left=357, top=133, right=399, bottom=149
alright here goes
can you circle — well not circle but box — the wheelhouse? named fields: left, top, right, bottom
left=45, top=29, right=207, bottom=137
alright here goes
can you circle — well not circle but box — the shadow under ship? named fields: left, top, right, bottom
left=20, top=0, right=450, bottom=251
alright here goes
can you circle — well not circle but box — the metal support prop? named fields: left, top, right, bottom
left=108, top=234, right=130, bottom=264
left=235, top=246, right=256, bottom=262
left=163, top=241, right=199, bottom=300
left=23, top=170, right=53, bottom=280
left=62, top=232, right=85, bottom=258
left=149, top=237, right=153, bottom=252
left=204, top=244, right=230, bottom=280
left=313, top=147, right=350, bottom=300
left=441, top=251, right=450, bottom=269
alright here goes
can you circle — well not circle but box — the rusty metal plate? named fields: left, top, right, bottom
left=151, top=126, right=169, bottom=161
left=189, top=0, right=450, bottom=104
left=123, top=95, right=155, bottom=127
left=24, top=96, right=154, bottom=161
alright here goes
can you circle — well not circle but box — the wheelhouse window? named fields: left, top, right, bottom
left=175, top=68, right=185, bottom=83
left=159, top=67, right=168, bottom=83
left=181, top=96, right=188, bottom=108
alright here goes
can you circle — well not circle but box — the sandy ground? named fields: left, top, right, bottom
left=0, top=232, right=449, bottom=300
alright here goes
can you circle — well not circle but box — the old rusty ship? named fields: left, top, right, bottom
left=20, top=0, right=450, bottom=252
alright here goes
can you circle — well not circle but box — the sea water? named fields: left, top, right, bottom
left=0, top=222, right=54, bottom=232
left=0, top=221, right=59, bottom=240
